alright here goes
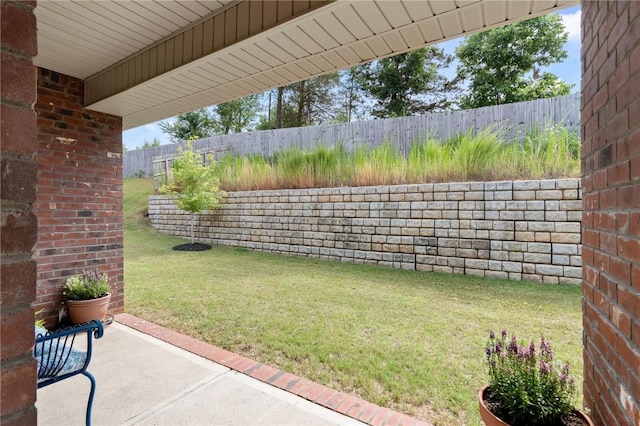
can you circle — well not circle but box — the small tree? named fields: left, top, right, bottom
left=159, top=142, right=226, bottom=246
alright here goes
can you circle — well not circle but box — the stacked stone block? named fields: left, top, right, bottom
left=149, top=178, right=581, bottom=283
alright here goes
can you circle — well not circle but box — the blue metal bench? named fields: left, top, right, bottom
left=35, top=320, right=104, bottom=426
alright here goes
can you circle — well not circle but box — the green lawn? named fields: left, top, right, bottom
left=124, top=178, right=583, bottom=426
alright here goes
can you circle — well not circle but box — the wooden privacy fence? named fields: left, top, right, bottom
left=152, top=146, right=229, bottom=190
left=152, top=154, right=175, bottom=190
left=125, top=93, right=580, bottom=178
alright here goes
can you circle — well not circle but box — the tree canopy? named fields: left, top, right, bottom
left=455, top=15, right=572, bottom=108
left=256, top=73, right=340, bottom=130
left=160, top=109, right=214, bottom=143
left=359, top=47, right=460, bottom=118
left=335, top=65, right=369, bottom=123
left=138, top=138, right=161, bottom=149
left=213, top=94, right=261, bottom=134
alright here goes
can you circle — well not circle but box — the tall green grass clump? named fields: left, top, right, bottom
left=211, top=124, right=580, bottom=192
left=273, top=148, right=310, bottom=188
left=407, top=137, right=450, bottom=182
left=494, top=124, right=580, bottom=180
left=353, top=140, right=407, bottom=186
left=215, top=145, right=355, bottom=191
left=520, top=124, right=581, bottom=178
left=305, top=144, right=352, bottom=187
left=446, top=128, right=504, bottom=181
left=214, top=153, right=278, bottom=191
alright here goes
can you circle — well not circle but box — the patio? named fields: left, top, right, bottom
left=2, top=1, right=639, bottom=425
left=37, top=315, right=428, bottom=426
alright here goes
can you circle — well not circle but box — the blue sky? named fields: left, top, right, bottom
left=123, top=5, right=581, bottom=151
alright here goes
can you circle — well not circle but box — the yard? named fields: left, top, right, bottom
left=124, top=178, right=583, bottom=426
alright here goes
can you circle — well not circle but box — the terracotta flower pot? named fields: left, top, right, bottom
left=478, top=386, right=509, bottom=426
left=66, top=293, right=111, bottom=324
left=478, top=386, right=594, bottom=426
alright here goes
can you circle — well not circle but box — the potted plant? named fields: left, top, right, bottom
left=64, top=270, right=111, bottom=324
left=479, top=330, right=593, bottom=426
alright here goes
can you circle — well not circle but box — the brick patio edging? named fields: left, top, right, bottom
left=115, top=313, right=431, bottom=426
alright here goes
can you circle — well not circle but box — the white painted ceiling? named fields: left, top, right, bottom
left=34, top=0, right=235, bottom=79
left=34, top=0, right=579, bottom=130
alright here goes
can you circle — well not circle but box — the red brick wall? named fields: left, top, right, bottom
left=0, top=0, right=38, bottom=423
left=34, top=68, right=124, bottom=325
left=581, top=1, right=640, bottom=424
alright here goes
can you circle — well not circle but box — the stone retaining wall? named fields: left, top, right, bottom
left=149, top=179, right=582, bottom=284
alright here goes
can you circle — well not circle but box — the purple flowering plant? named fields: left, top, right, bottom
left=64, top=270, right=111, bottom=301
left=485, top=330, right=576, bottom=425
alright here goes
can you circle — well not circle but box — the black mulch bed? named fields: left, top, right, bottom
left=172, top=243, right=212, bottom=251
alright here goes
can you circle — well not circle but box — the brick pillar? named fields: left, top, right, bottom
left=34, top=69, right=124, bottom=325
left=0, top=0, right=38, bottom=424
left=581, top=1, right=640, bottom=425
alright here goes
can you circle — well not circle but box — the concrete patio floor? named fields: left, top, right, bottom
left=37, top=315, right=429, bottom=426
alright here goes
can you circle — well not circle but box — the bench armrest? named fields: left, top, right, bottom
left=35, top=320, right=104, bottom=387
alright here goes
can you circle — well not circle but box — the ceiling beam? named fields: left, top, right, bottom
left=85, top=0, right=331, bottom=106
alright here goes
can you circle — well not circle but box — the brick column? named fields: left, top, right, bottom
left=34, top=69, right=124, bottom=325
left=0, top=0, right=38, bottom=424
left=581, top=1, right=640, bottom=424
